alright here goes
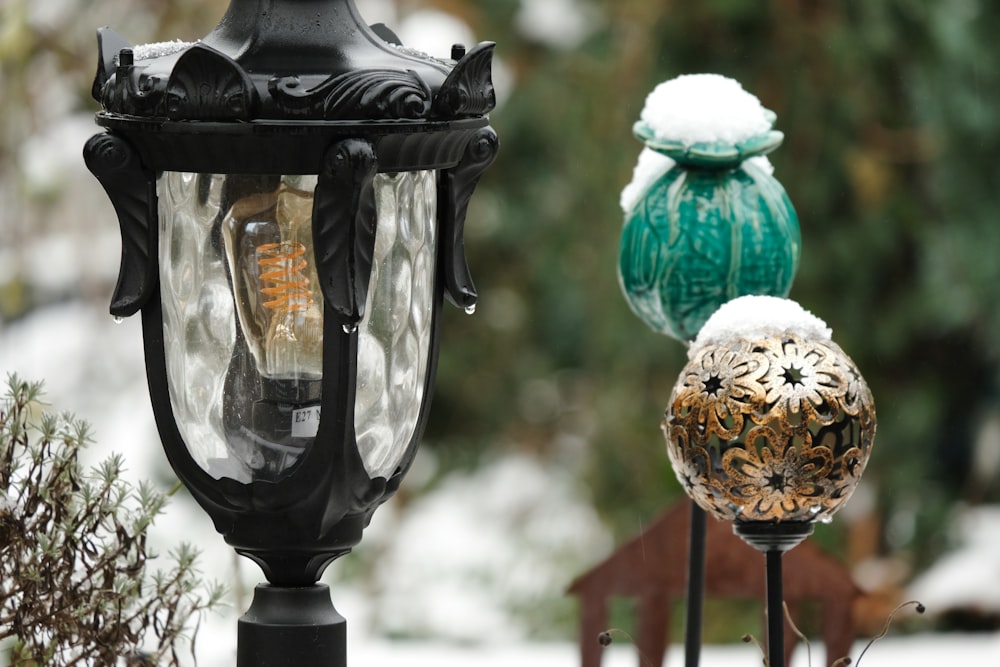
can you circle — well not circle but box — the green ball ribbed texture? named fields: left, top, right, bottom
left=618, top=159, right=800, bottom=341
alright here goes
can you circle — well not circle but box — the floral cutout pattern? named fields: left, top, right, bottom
left=663, top=334, right=875, bottom=523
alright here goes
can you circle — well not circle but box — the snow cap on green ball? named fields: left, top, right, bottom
left=639, top=73, right=773, bottom=147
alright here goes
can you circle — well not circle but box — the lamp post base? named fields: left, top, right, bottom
left=238, top=583, right=346, bottom=667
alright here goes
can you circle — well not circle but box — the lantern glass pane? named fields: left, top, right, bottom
left=158, top=172, right=323, bottom=483
left=354, top=170, right=437, bottom=479
left=157, top=169, right=436, bottom=484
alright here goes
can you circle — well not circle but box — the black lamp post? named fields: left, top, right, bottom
left=83, top=1, right=498, bottom=664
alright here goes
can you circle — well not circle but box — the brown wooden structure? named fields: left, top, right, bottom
left=568, top=501, right=865, bottom=667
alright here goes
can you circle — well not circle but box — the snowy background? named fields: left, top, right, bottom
left=4, top=307, right=999, bottom=663
left=2, top=0, right=1000, bottom=664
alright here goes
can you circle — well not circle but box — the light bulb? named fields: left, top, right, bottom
left=224, top=182, right=323, bottom=379
left=221, top=178, right=325, bottom=480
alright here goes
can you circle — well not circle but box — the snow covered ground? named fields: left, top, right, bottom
left=909, top=505, right=1000, bottom=618
left=214, top=635, right=1000, bottom=666
left=367, top=635, right=1000, bottom=666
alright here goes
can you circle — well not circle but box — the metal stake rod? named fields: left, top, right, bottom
left=684, top=502, right=707, bottom=667
left=734, top=521, right=812, bottom=667
left=765, top=550, right=784, bottom=667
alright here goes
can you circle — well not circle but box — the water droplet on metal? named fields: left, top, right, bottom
left=113, top=316, right=124, bottom=325
left=464, top=304, right=476, bottom=315
left=820, top=515, right=833, bottom=525
left=342, top=323, right=358, bottom=334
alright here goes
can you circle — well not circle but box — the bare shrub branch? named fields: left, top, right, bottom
left=0, top=375, right=225, bottom=666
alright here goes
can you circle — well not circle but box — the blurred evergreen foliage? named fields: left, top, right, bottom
left=3, top=0, right=1000, bottom=578
left=421, top=0, right=1000, bottom=570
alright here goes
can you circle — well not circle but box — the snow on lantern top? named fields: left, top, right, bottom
left=131, top=40, right=193, bottom=61
left=632, top=73, right=784, bottom=167
left=690, top=295, right=832, bottom=357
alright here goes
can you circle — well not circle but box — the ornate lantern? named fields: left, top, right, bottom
left=664, top=295, right=876, bottom=667
left=82, top=1, right=498, bottom=664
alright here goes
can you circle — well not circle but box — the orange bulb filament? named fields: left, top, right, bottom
left=257, top=241, right=314, bottom=312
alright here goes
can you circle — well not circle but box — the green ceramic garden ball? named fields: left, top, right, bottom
left=618, top=74, right=801, bottom=341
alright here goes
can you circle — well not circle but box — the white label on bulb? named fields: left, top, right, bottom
left=291, top=406, right=322, bottom=438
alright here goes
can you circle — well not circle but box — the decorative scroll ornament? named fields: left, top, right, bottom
left=663, top=333, right=875, bottom=524
left=269, top=69, right=431, bottom=120
left=164, top=44, right=257, bottom=120
left=92, top=29, right=497, bottom=123
left=440, top=125, right=500, bottom=309
left=312, top=139, right=378, bottom=326
left=82, top=133, right=158, bottom=317
left=432, top=42, right=497, bottom=118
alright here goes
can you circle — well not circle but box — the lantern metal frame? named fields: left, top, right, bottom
left=84, top=1, right=498, bottom=664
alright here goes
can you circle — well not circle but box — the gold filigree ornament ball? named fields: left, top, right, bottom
left=663, top=296, right=876, bottom=525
